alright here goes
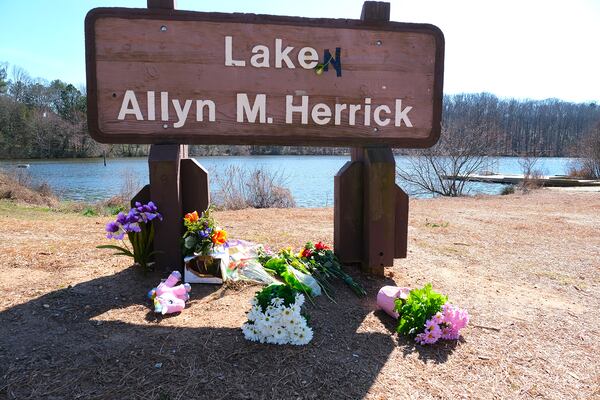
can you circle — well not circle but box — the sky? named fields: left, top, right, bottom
left=1, top=0, right=599, bottom=103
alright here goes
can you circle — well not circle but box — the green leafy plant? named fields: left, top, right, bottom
left=82, top=207, right=98, bottom=216
left=394, top=283, right=447, bottom=337
left=254, top=284, right=298, bottom=312
left=425, top=219, right=449, bottom=228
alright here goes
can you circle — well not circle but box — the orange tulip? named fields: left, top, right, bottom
left=184, top=211, right=199, bottom=223
left=211, top=229, right=227, bottom=245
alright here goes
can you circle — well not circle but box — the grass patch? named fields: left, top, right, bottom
left=425, top=219, right=449, bottom=228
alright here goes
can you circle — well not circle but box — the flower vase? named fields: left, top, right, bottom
left=194, top=255, right=220, bottom=276
left=184, top=247, right=229, bottom=284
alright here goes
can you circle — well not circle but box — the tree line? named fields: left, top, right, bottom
left=442, top=93, right=600, bottom=157
left=0, top=63, right=598, bottom=159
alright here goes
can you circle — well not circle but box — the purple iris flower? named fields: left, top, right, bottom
left=105, top=221, right=120, bottom=233
left=105, top=202, right=161, bottom=242
left=198, top=229, right=210, bottom=239
left=123, top=222, right=141, bottom=233
left=106, top=231, right=125, bottom=240
left=126, top=209, right=140, bottom=223
left=116, top=212, right=127, bottom=224
left=147, top=201, right=157, bottom=212
left=145, top=210, right=162, bottom=221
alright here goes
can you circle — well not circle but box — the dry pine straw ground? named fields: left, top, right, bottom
left=0, top=190, right=599, bottom=400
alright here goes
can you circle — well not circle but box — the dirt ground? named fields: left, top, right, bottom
left=0, top=189, right=599, bottom=399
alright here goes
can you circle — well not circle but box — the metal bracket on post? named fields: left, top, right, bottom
left=333, top=1, right=409, bottom=276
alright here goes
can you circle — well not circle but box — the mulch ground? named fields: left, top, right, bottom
left=0, top=190, right=599, bottom=399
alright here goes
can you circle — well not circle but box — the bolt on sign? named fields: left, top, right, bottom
left=85, top=8, right=444, bottom=147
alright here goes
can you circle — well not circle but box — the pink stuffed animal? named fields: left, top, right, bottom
left=377, top=286, right=411, bottom=318
left=153, top=292, right=186, bottom=315
left=148, top=271, right=191, bottom=315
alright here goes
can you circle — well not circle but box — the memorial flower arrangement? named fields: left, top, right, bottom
left=98, top=201, right=162, bottom=272
left=300, top=241, right=367, bottom=297
left=394, top=284, right=469, bottom=345
left=259, top=247, right=318, bottom=298
left=258, top=241, right=365, bottom=301
left=242, top=284, right=313, bottom=345
left=182, top=208, right=228, bottom=257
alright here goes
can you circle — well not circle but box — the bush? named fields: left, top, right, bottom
left=0, top=171, right=58, bottom=207
left=213, top=165, right=295, bottom=210
left=35, top=182, right=54, bottom=198
left=520, top=168, right=544, bottom=192
left=500, top=185, right=515, bottom=195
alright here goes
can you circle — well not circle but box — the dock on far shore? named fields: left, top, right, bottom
left=442, top=173, right=600, bottom=187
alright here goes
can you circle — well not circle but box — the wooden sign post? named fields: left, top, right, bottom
left=334, top=2, right=410, bottom=275
left=85, top=0, right=444, bottom=273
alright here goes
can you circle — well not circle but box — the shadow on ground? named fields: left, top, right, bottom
left=373, top=309, right=460, bottom=364
left=0, top=267, right=403, bottom=400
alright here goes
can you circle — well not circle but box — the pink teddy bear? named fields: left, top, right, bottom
left=148, top=271, right=191, bottom=315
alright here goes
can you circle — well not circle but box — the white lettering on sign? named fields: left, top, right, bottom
left=116, top=90, right=413, bottom=130
left=172, top=99, right=193, bottom=128
left=237, top=93, right=266, bottom=123
left=224, top=36, right=246, bottom=66
left=297, top=47, right=319, bottom=69
left=225, top=36, right=327, bottom=71
left=250, top=45, right=269, bottom=68
left=395, top=99, right=413, bottom=127
left=275, top=38, right=294, bottom=69
left=196, top=100, right=216, bottom=122
left=285, top=95, right=308, bottom=124
left=117, top=90, right=143, bottom=120
left=147, top=91, right=155, bottom=121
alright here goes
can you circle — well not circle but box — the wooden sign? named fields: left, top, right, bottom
left=85, top=8, right=444, bottom=147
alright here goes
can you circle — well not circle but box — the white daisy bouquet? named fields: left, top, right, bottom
left=242, top=284, right=313, bottom=345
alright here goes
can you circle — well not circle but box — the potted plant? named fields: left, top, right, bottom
left=182, top=208, right=228, bottom=283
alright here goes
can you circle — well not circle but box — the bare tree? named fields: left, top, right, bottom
left=397, top=94, right=499, bottom=196
left=397, top=126, right=495, bottom=196
left=570, top=122, right=600, bottom=178
left=518, top=155, right=544, bottom=192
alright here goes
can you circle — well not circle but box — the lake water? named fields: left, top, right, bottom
left=0, top=156, right=576, bottom=207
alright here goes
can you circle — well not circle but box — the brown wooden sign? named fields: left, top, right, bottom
left=85, top=8, right=444, bottom=147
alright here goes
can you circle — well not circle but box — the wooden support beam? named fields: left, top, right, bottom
left=131, top=184, right=150, bottom=208
left=334, top=161, right=364, bottom=263
left=362, top=147, right=396, bottom=275
left=181, top=158, right=210, bottom=215
left=394, top=185, right=409, bottom=258
left=147, top=0, right=176, bottom=10
left=148, top=144, right=184, bottom=272
left=360, top=1, right=390, bottom=23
